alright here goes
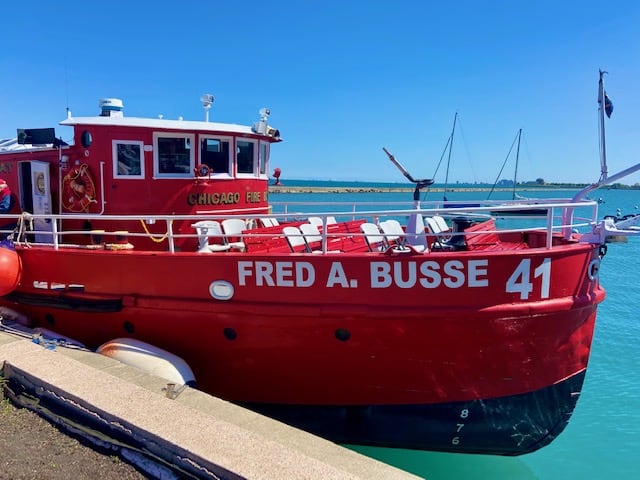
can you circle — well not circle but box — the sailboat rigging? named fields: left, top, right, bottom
left=488, top=129, right=548, bottom=216
left=442, top=112, right=457, bottom=201
left=487, top=129, right=523, bottom=201
left=421, top=112, right=458, bottom=203
left=427, top=112, right=480, bottom=208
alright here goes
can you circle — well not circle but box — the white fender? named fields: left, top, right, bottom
left=97, top=338, right=196, bottom=386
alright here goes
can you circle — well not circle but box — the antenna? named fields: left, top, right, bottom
left=200, top=94, right=214, bottom=122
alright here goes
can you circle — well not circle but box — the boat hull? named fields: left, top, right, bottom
left=244, top=369, right=586, bottom=455
left=1, top=242, right=603, bottom=455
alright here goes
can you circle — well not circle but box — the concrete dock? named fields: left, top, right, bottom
left=0, top=329, right=422, bottom=480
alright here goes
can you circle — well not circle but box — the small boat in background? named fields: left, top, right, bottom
left=1, top=72, right=639, bottom=456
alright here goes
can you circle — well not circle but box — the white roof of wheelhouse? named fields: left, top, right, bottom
left=60, top=116, right=257, bottom=135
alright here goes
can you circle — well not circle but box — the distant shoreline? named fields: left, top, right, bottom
left=268, top=186, right=579, bottom=194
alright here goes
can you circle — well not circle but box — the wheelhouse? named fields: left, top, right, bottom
left=0, top=97, right=281, bottom=249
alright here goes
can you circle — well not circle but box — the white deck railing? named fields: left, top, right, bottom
left=0, top=197, right=600, bottom=253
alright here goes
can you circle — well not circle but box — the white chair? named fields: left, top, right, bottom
left=221, top=218, right=247, bottom=251
left=283, top=226, right=309, bottom=252
left=260, top=217, right=280, bottom=227
left=299, top=223, right=322, bottom=244
left=307, top=216, right=324, bottom=228
left=433, top=215, right=451, bottom=237
left=380, top=219, right=427, bottom=253
left=360, top=222, right=386, bottom=252
left=190, top=221, right=231, bottom=253
left=380, top=219, right=426, bottom=252
left=299, top=223, right=340, bottom=252
left=424, top=216, right=452, bottom=250
left=424, top=217, right=442, bottom=234
left=379, top=219, right=403, bottom=245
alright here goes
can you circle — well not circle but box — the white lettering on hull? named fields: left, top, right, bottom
left=234, top=258, right=561, bottom=299
left=370, top=260, right=489, bottom=289
left=238, top=261, right=315, bottom=287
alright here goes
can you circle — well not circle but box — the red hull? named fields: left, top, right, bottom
left=4, top=244, right=601, bottom=405
left=1, top=242, right=602, bottom=455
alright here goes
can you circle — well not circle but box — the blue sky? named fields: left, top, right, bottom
left=2, top=1, right=639, bottom=185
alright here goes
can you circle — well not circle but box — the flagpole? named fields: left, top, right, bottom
left=564, top=70, right=640, bottom=237
left=598, top=69, right=608, bottom=181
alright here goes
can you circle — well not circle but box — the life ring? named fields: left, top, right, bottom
left=62, top=163, right=98, bottom=213
left=195, top=164, right=210, bottom=177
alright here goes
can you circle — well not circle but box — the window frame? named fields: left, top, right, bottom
left=152, top=132, right=195, bottom=178
left=259, top=141, right=270, bottom=178
left=112, top=140, right=145, bottom=179
left=198, top=134, right=233, bottom=178
left=235, top=138, right=258, bottom=177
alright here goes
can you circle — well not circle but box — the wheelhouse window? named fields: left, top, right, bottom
left=113, top=140, right=144, bottom=178
left=154, top=133, right=194, bottom=176
left=200, top=136, right=231, bottom=176
left=236, top=139, right=257, bottom=175
left=259, top=141, right=269, bottom=176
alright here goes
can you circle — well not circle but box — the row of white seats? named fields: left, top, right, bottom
left=360, top=215, right=454, bottom=253
left=261, top=216, right=337, bottom=228
left=307, top=216, right=337, bottom=228
left=283, top=224, right=325, bottom=253
left=359, top=219, right=429, bottom=253
left=192, top=216, right=339, bottom=253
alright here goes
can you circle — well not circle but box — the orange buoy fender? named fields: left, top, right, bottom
left=97, top=338, right=196, bottom=386
left=0, top=244, right=22, bottom=296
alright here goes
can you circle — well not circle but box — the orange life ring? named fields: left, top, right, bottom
left=62, top=163, right=98, bottom=213
left=195, top=164, right=210, bottom=177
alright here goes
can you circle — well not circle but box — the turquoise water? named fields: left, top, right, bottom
left=272, top=185, right=640, bottom=479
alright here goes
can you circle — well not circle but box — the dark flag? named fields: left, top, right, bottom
left=604, top=91, right=614, bottom=118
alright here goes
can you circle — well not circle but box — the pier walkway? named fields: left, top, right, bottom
left=0, top=331, right=420, bottom=480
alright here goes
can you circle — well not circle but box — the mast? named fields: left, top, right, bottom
left=512, top=128, right=522, bottom=199
left=598, top=69, right=609, bottom=181
left=486, top=129, right=519, bottom=200
left=443, top=112, right=457, bottom=201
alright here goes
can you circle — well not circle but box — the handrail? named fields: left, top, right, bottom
left=0, top=196, right=602, bottom=254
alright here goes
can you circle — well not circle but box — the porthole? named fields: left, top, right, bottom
left=335, top=328, right=351, bottom=342
left=223, top=327, right=237, bottom=340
